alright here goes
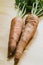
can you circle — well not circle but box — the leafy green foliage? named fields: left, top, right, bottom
left=15, top=0, right=43, bottom=17
left=31, top=0, right=43, bottom=17
left=15, top=0, right=36, bottom=14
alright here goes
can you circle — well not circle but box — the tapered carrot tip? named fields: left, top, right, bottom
left=8, top=49, right=13, bottom=59
left=8, top=45, right=16, bottom=58
left=14, top=58, right=19, bottom=65
left=14, top=51, right=22, bottom=64
left=14, top=52, right=20, bottom=65
left=8, top=52, right=12, bottom=58
left=8, top=40, right=17, bottom=58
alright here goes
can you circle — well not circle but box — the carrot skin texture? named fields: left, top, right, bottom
left=8, top=17, right=24, bottom=58
left=14, top=14, right=39, bottom=63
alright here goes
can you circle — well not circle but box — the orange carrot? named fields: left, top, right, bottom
left=14, top=14, right=39, bottom=63
left=8, top=17, right=24, bottom=58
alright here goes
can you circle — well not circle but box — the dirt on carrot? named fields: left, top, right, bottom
left=14, top=14, right=39, bottom=63
left=8, top=17, right=24, bottom=58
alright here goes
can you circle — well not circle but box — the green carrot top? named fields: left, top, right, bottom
left=15, top=0, right=43, bottom=17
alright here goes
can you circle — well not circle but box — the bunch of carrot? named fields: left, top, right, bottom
left=8, top=0, right=43, bottom=65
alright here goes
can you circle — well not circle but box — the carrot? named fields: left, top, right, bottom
left=14, top=14, right=39, bottom=63
left=8, top=17, right=24, bottom=58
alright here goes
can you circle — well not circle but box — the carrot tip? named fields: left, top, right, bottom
left=14, top=57, right=19, bottom=64
left=8, top=48, right=16, bottom=59
left=7, top=51, right=12, bottom=59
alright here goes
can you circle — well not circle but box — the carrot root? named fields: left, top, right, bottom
left=8, top=17, right=24, bottom=58
left=14, top=14, right=39, bottom=63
